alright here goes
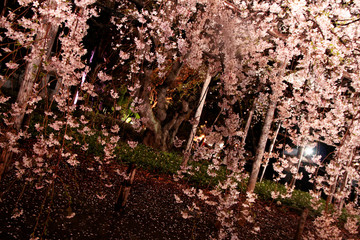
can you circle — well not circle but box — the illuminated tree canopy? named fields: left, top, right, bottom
left=0, top=0, right=360, bottom=239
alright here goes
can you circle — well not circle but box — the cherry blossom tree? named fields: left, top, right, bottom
left=175, top=0, right=360, bottom=238
left=0, top=0, right=360, bottom=239
left=0, top=0, right=99, bottom=181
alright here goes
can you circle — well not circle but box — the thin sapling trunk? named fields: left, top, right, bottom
left=183, top=69, right=212, bottom=166
left=260, top=121, right=281, bottom=182
left=115, top=163, right=137, bottom=212
left=247, top=98, right=277, bottom=193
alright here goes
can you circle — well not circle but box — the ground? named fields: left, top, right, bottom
left=0, top=158, right=319, bottom=240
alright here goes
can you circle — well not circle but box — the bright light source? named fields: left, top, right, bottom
left=194, top=134, right=205, bottom=142
left=304, top=146, right=314, bottom=156
left=125, top=118, right=132, bottom=124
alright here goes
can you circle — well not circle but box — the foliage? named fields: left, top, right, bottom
left=116, top=143, right=182, bottom=175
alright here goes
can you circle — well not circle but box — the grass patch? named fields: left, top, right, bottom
left=115, top=143, right=182, bottom=175
left=254, top=179, right=330, bottom=216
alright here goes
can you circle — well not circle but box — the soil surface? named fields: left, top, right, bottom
left=0, top=161, right=318, bottom=240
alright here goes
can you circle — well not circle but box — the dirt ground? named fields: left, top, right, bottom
left=0, top=159, right=323, bottom=240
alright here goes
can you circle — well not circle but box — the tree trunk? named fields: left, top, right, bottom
left=1, top=0, right=7, bottom=17
left=290, top=146, right=305, bottom=188
left=40, top=26, right=59, bottom=99
left=325, top=174, right=339, bottom=213
left=139, top=61, right=185, bottom=151
left=115, top=163, right=137, bottom=212
left=242, top=99, right=256, bottom=146
left=1, top=16, right=58, bottom=181
left=183, top=69, right=212, bottom=166
left=0, top=147, right=12, bottom=182
left=143, top=104, right=191, bottom=152
left=260, top=121, right=281, bottom=182
left=14, top=21, right=58, bottom=131
left=247, top=98, right=277, bottom=193
left=338, top=148, right=354, bottom=211
left=161, top=105, right=192, bottom=151
left=294, top=208, right=309, bottom=240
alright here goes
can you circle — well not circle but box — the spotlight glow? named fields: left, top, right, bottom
left=304, top=146, right=314, bottom=156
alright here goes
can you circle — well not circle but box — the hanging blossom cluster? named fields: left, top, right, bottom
left=0, top=0, right=104, bottom=188
left=0, top=1, right=146, bottom=230
left=168, top=0, right=360, bottom=238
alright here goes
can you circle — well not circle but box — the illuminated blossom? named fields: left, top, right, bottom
left=11, top=208, right=23, bottom=219
left=174, top=194, right=183, bottom=203
left=67, top=154, right=79, bottom=167
left=96, top=194, right=106, bottom=200
left=5, top=62, right=19, bottom=69
left=127, top=140, right=138, bottom=149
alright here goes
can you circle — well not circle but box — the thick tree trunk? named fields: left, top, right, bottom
left=161, top=104, right=192, bottom=151
left=143, top=104, right=191, bottom=151
left=14, top=60, right=41, bottom=130
left=260, top=121, right=281, bottom=182
left=14, top=22, right=58, bottom=131
left=183, top=69, right=212, bottom=166
left=139, top=61, right=185, bottom=151
left=40, top=26, right=59, bottom=99
left=247, top=98, right=277, bottom=193
left=1, top=17, right=58, bottom=181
